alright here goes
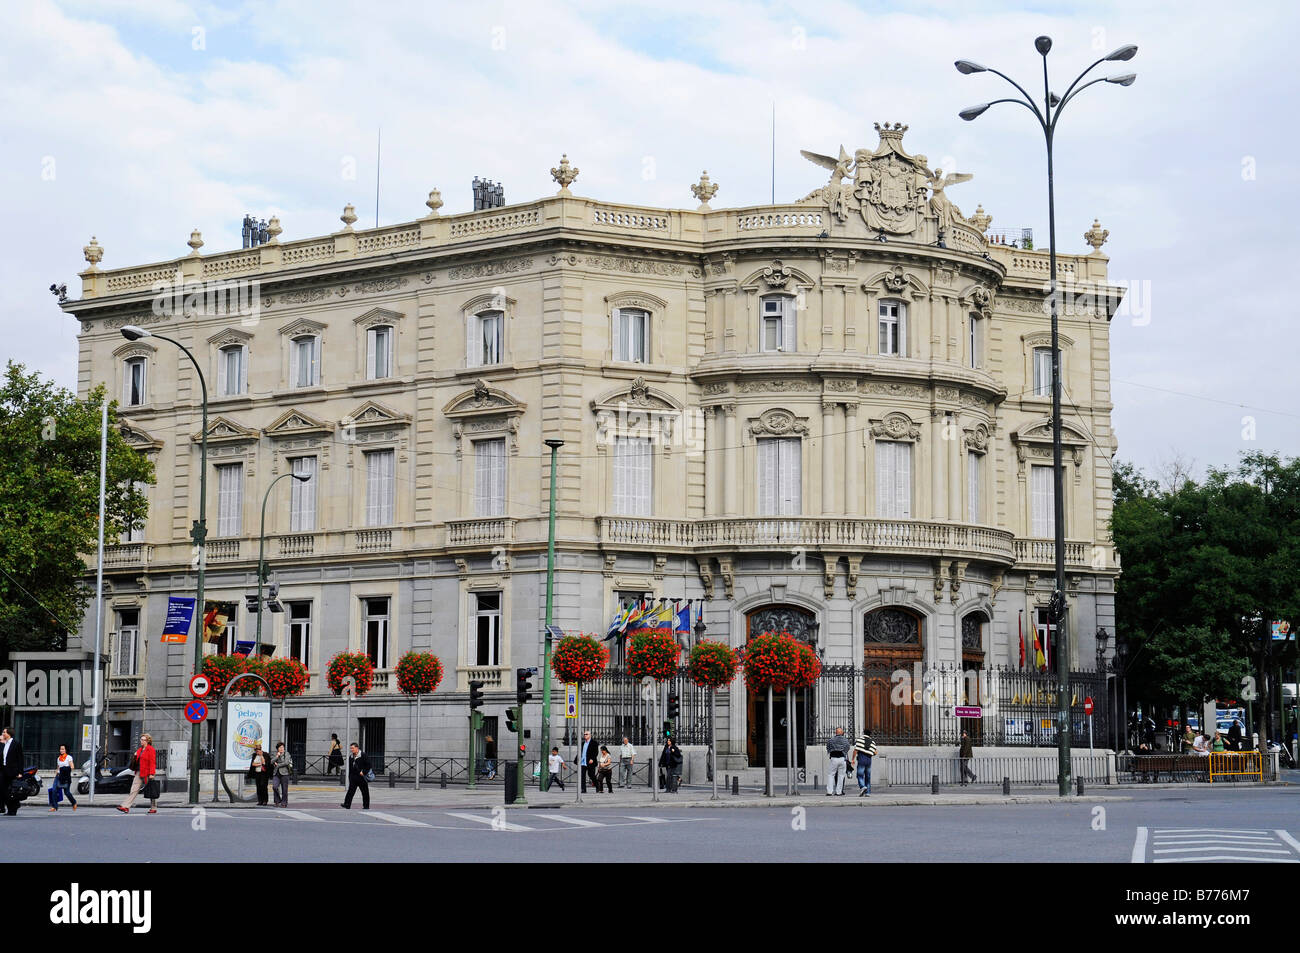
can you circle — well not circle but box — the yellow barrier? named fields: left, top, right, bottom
left=1208, top=751, right=1263, bottom=783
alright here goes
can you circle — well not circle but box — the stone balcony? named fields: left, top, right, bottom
left=457, top=664, right=509, bottom=691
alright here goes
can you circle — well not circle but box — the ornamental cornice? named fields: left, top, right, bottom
left=868, top=411, right=921, bottom=442
left=748, top=408, right=810, bottom=438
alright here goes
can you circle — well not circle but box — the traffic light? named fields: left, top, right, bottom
left=667, top=691, right=680, bottom=721
left=265, top=581, right=284, bottom=614
left=468, top=679, right=485, bottom=711
left=505, top=706, right=519, bottom=733
left=244, top=593, right=260, bottom=613
left=516, top=667, right=535, bottom=707
left=663, top=719, right=673, bottom=739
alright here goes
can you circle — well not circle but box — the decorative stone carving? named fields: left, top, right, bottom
left=737, top=379, right=816, bottom=393
left=1084, top=218, right=1109, bottom=253
left=653, top=555, right=667, bottom=580
left=424, top=189, right=444, bottom=217
left=823, top=250, right=858, bottom=274
left=990, top=571, right=1004, bottom=604
left=748, top=605, right=817, bottom=642
left=964, top=424, right=990, bottom=454
left=950, top=560, right=967, bottom=604
left=83, top=236, right=103, bottom=269
left=825, top=378, right=856, bottom=392
left=701, top=382, right=730, bottom=396
left=265, top=217, right=282, bottom=242
left=1024, top=573, right=1038, bottom=594
left=749, top=409, right=810, bottom=438
left=882, top=265, right=908, bottom=294
left=187, top=229, right=204, bottom=256
left=698, top=559, right=714, bottom=600
left=691, top=170, right=719, bottom=209
left=870, top=412, right=921, bottom=442
left=603, top=554, right=617, bottom=577
left=968, top=204, right=992, bottom=235
left=550, top=154, right=579, bottom=194
left=583, top=255, right=684, bottom=277
left=761, top=260, right=794, bottom=290
left=861, top=381, right=925, bottom=398
left=823, top=558, right=837, bottom=600
left=933, top=561, right=947, bottom=603
left=340, top=204, right=357, bottom=229
left=864, top=607, right=920, bottom=644
left=455, top=558, right=468, bottom=580
left=448, top=257, right=533, bottom=280
left=845, top=555, right=862, bottom=598
left=936, top=386, right=960, bottom=401
left=717, top=556, right=735, bottom=600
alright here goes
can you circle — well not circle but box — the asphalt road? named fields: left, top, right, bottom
left=7, top=786, right=1299, bottom=863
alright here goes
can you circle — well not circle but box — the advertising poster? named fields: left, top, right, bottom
left=161, top=596, right=196, bottom=644
left=224, top=699, right=273, bottom=770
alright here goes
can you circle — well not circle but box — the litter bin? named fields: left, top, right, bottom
left=504, top=761, right=518, bottom=804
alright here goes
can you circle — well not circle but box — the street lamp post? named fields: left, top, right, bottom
left=956, top=38, right=1136, bottom=796
left=121, top=325, right=208, bottom=805
left=539, top=438, right=563, bottom=792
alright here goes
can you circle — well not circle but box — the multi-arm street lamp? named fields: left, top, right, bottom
left=956, top=36, right=1136, bottom=796
left=253, top=471, right=311, bottom=658
left=120, top=325, right=208, bottom=804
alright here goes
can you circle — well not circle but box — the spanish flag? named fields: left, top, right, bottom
left=1033, top=629, right=1047, bottom=670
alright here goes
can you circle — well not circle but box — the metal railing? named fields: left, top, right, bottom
left=1115, top=752, right=1274, bottom=784
left=882, top=754, right=1110, bottom=787
left=575, top=667, right=715, bottom=746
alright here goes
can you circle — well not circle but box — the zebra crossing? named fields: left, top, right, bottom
left=186, top=807, right=705, bottom=833
left=1133, top=827, right=1300, bottom=863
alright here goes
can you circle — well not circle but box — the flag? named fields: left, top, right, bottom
left=1032, top=624, right=1046, bottom=670
left=621, top=600, right=646, bottom=633
left=604, top=604, right=630, bottom=641
left=1018, top=611, right=1024, bottom=669
left=674, top=602, right=690, bottom=635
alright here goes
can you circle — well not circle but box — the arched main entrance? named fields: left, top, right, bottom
left=745, top=605, right=817, bottom=768
left=862, top=607, right=924, bottom=744
left=960, top=610, right=989, bottom=744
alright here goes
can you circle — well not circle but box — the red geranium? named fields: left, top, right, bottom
left=688, top=640, right=740, bottom=689
left=200, top=653, right=245, bottom=697
left=626, top=631, right=680, bottom=681
left=264, top=657, right=310, bottom=697
left=327, top=651, right=375, bottom=696
left=551, top=634, right=608, bottom=684
left=396, top=652, right=444, bottom=695
left=742, top=630, right=816, bottom=691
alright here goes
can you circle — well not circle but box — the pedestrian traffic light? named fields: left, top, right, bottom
left=468, top=679, right=485, bottom=711
left=516, top=667, right=535, bottom=707
left=667, top=691, right=680, bottom=721
left=505, top=705, right=519, bottom=733
left=663, top=720, right=673, bottom=739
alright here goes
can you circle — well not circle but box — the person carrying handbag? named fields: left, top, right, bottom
left=48, top=743, right=78, bottom=812
left=246, top=741, right=272, bottom=806
left=117, top=733, right=159, bottom=814
left=271, top=742, right=293, bottom=807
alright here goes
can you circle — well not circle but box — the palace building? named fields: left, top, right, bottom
left=60, top=124, right=1123, bottom=774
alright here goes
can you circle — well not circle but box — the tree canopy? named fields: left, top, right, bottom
left=0, top=362, right=153, bottom=656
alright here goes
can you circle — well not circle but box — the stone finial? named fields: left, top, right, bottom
left=82, top=236, right=103, bottom=270
left=968, top=204, right=992, bottom=235
left=424, top=188, right=444, bottom=217
left=550, top=154, right=579, bottom=195
left=1084, top=218, right=1109, bottom=254
left=691, top=170, right=719, bottom=209
left=266, top=216, right=282, bottom=243
left=340, top=203, right=358, bottom=229
left=187, top=228, right=204, bottom=256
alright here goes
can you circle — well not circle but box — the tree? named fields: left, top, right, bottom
left=0, top=363, right=153, bottom=657
left=1135, top=625, right=1249, bottom=715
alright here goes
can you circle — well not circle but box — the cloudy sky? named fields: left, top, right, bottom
left=3, top=0, right=1295, bottom=481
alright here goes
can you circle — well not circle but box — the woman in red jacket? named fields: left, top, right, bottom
left=116, top=732, right=158, bottom=814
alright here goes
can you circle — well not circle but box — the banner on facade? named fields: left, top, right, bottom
left=224, top=699, right=272, bottom=770
left=161, top=596, right=196, bottom=644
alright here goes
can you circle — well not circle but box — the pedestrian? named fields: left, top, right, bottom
left=0, top=727, right=24, bottom=816
left=116, top=732, right=158, bottom=814
left=327, top=734, right=344, bottom=777
left=618, top=735, right=636, bottom=788
left=1181, top=724, right=1195, bottom=753
left=575, top=729, right=598, bottom=793
left=1227, top=718, right=1244, bottom=752
left=852, top=729, right=877, bottom=797
left=1210, top=731, right=1226, bottom=753
left=547, top=747, right=566, bottom=791
left=48, top=743, right=78, bottom=812
left=271, top=742, right=292, bottom=807
left=482, top=734, right=497, bottom=781
left=595, top=745, right=614, bottom=794
left=341, top=742, right=371, bottom=810
left=659, top=737, right=684, bottom=792
left=246, top=741, right=272, bottom=806
left=825, top=727, right=851, bottom=796
left=959, top=730, right=977, bottom=785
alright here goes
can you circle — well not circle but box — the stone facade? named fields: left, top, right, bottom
left=62, top=125, right=1123, bottom=767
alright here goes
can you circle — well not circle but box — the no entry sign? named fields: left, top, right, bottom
left=185, top=700, right=208, bottom=724
left=1084, top=697, right=1094, bottom=716
left=189, top=673, right=211, bottom=698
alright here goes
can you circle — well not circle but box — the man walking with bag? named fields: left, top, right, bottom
left=342, top=742, right=371, bottom=810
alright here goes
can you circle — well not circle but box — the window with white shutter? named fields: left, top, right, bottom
left=613, top=436, right=652, bottom=515
left=1032, top=348, right=1053, bottom=397
left=613, top=309, right=650, bottom=363
left=124, top=357, right=147, bottom=406
left=474, top=439, right=506, bottom=517
left=757, top=438, right=801, bottom=515
left=468, top=311, right=503, bottom=367
left=367, top=326, right=392, bottom=380
left=1031, top=464, right=1056, bottom=537
left=219, top=344, right=246, bottom=396
left=875, top=441, right=912, bottom=518
left=290, top=456, right=317, bottom=532
left=968, top=451, right=982, bottom=523
left=364, top=450, right=395, bottom=526
left=969, top=315, right=981, bottom=368
left=291, top=336, right=319, bottom=388
left=878, top=301, right=906, bottom=356
left=216, top=463, right=243, bottom=536
left=760, top=295, right=795, bottom=352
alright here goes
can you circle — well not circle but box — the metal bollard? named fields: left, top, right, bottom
left=388, top=771, right=396, bottom=788
left=931, top=774, right=939, bottom=794
left=439, top=772, right=447, bottom=789
left=724, top=774, right=729, bottom=790
left=1077, top=777, right=1084, bottom=796
left=731, top=775, right=739, bottom=796
left=1002, top=776, right=1010, bottom=795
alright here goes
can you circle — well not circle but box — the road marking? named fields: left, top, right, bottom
left=446, top=812, right=532, bottom=832
left=1141, top=828, right=1300, bottom=864
left=1156, top=855, right=1298, bottom=864
left=365, top=811, right=430, bottom=827
left=276, top=810, right=326, bottom=822
left=1274, top=830, right=1300, bottom=856
left=546, top=814, right=605, bottom=828
left=1130, top=826, right=1147, bottom=864
left=1153, top=846, right=1292, bottom=855
left=1153, top=828, right=1276, bottom=834
left=624, top=815, right=671, bottom=823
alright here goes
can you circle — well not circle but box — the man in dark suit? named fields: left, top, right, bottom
left=574, top=729, right=599, bottom=793
left=1, top=727, right=24, bottom=815
left=341, top=742, right=371, bottom=810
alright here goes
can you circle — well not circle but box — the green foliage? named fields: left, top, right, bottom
left=0, top=362, right=153, bottom=656
left=1139, top=626, right=1249, bottom=709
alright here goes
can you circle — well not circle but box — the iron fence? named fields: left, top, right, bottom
left=574, top=668, right=714, bottom=746
left=1115, top=752, right=1274, bottom=784
left=882, top=753, right=1111, bottom=787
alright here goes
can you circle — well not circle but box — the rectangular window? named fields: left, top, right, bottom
left=760, top=296, right=795, bottom=352
left=363, top=597, right=390, bottom=669
left=473, top=591, right=501, bottom=666
left=969, top=316, right=980, bottom=369
left=124, top=358, right=147, bottom=406
left=1031, top=464, right=1056, bottom=537
left=291, top=336, right=320, bottom=388
left=1033, top=347, right=1053, bottom=397
left=114, top=608, right=139, bottom=677
left=613, top=308, right=650, bottom=363
left=467, top=311, right=503, bottom=367
left=612, top=436, right=652, bottom=516
left=757, top=438, right=801, bottom=515
left=968, top=451, right=982, bottom=524
left=216, top=462, right=243, bottom=537
left=875, top=440, right=913, bottom=518
left=367, top=326, right=392, bottom=380
left=209, top=601, right=238, bottom=656
left=474, top=439, right=506, bottom=517
left=290, top=456, right=317, bottom=532
left=364, top=450, right=395, bottom=526
left=219, top=345, right=246, bottom=396
left=1035, top=607, right=1056, bottom=668
left=878, top=301, right=906, bottom=356
left=287, top=601, right=311, bottom=664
